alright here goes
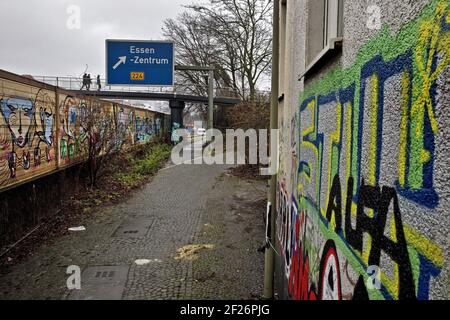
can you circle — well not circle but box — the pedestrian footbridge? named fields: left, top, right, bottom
left=32, top=76, right=242, bottom=106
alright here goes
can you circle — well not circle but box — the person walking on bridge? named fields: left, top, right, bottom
left=86, top=74, right=92, bottom=91
left=97, top=75, right=102, bottom=91
left=81, top=73, right=87, bottom=90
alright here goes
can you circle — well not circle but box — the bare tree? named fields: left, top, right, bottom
left=162, top=0, right=272, bottom=105
left=82, top=99, right=123, bottom=187
left=223, top=91, right=270, bottom=130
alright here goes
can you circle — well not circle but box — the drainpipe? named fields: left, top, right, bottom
left=263, top=0, right=280, bottom=300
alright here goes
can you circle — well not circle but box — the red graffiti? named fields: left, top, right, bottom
left=287, top=210, right=318, bottom=300
left=318, top=241, right=342, bottom=300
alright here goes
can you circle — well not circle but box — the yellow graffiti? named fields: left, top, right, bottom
left=324, top=100, right=342, bottom=229
left=299, top=99, right=318, bottom=194
left=404, top=225, right=445, bottom=268
left=398, top=72, right=410, bottom=188
left=360, top=74, right=380, bottom=265
left=413, top=0, right=450, bottom=137
left=380, top=211, right=402, bottom=300
left=344, top=102, right=353, bottom=200
left=368, top=74, right=379, bottom=187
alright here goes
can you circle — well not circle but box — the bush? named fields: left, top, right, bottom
left=220, top=100, right=270, bottom=131
left=113, top=144, right=172, bottom=188
left=116, top=172, right=142, bottom=187
left=134, top=144, right=172, bottom=176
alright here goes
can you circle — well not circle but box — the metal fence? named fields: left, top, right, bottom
left=31, top=76, right=242, bottom=99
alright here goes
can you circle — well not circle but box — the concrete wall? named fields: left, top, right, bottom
left=0, top=70, right=169, bottom=192
left=275, top=0, right=450, bottom=300
left=0, top=163, right=84, bottom=248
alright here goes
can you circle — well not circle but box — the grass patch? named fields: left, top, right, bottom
left=116, top=172, right=142, bottom=187
left=115, top=143, right=172, bottom=188
left=135, top=144, right=172, bottom=175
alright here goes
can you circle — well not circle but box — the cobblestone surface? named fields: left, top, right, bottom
left=191, top=173, right=267, bottom=300
left=0, top=162, right=266, bottom=300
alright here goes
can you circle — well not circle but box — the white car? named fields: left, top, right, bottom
left=197, top=128, right=206, bottom=136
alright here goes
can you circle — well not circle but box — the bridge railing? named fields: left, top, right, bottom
left=31, top=76, right=242, bottom=99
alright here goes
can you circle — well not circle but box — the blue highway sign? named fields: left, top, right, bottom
left=106, top=40, right=174, bottom=86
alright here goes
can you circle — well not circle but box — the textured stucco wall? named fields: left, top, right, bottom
left=275, top=0, right=450, bottom=300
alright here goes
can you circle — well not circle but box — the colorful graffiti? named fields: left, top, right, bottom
left=171, top=122, right=181, bottom=143
left=59, top=96, right=88, bottom=165
left=277, top=0, right=449, bottom=300
left=0, top=89, right=56, bottom=185
left=0, top=75, right=170, bottom=190
left=135, top=113, right=155, bottom=143
left=114, top=106, right=135, bottom=149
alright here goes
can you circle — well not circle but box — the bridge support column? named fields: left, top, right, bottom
left=169, top=100, right=185, bottom=143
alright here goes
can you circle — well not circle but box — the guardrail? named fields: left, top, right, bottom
left=31, top=76, right=242, bottom=99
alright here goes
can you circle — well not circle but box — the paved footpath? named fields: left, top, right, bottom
left=0, top=162, right=266, bottom=300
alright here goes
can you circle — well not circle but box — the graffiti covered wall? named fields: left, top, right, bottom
left=0, top=78, right=57, bottom=187
left=276, top=0, right=450, bottom=300
left=0, top=70, right=169, bottom=191
left=58, top=94, right=88, bottom=167
left=135, top=110, right=156, bottom=143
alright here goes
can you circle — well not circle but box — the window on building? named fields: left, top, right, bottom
left=305, top=0, right=343, bottom=69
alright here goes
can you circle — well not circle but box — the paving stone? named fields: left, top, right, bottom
left=0, top=162, right=265, bottom=300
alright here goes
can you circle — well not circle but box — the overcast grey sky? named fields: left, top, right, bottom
left=0, top=0, right=188, bottom=78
